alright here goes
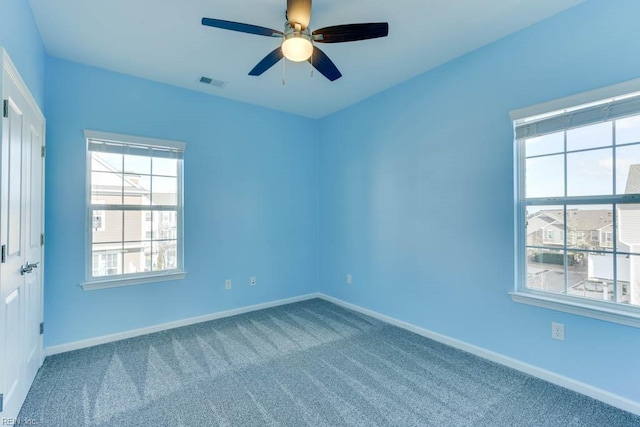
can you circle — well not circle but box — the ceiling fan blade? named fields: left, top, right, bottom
left=249, top=47, right=284, bottom=76
left=313, top=23, right=389, bottom=43
left=308, top=46, right=342, bottom=81
left=287, top=0, right=312, bottom=30
left=202, top=18, right=283, bottom=37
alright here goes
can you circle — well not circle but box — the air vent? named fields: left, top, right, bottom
left=199, top=76, right=226, bottom=88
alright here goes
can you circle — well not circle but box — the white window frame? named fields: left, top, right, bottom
left=511, top=77, right=640, bottom=328
left=82, top=130, right=186, bottom=290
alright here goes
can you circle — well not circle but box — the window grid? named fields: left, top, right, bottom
left=521, top=112, right=640, bottom=310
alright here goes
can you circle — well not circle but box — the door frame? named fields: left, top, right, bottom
left=0, top=47, right=46, bottom=420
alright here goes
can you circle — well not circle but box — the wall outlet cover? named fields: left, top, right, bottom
left=551, top=322, right=565, bottom=341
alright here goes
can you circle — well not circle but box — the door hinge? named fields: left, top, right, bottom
left=1, top=245, right=5, bottom=263
left=41, top=145, right=46, bottom=158
left=41, top=234, right=45, bottom=246
left=40, top=322, right=44, bottom=335
left=2, top=99, right=7, bottom=118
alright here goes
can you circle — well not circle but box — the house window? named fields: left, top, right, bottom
left=514, top=84, right=640, bottom=327
left=92, top=252, right=121, bottom=277
left=83, top=130, right=186, bottom=290
left=604, top=231, right=613, bottom=245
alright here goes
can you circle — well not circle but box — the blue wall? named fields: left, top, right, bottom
left=0, top=0, right=45, bottom=108
left=44, top=57, right=319, bottom=347
left=319, top=0, right=640, bottom=402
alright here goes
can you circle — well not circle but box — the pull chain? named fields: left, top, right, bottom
left=282, top=57, right=286, bottom=86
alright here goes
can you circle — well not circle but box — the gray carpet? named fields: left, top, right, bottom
left=18, top=299, right=640, bottom=426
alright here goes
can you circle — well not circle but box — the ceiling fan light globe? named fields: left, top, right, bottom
left=282, top=37, right=313, bottom=62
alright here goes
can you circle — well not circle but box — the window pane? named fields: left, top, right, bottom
left=124, top=210, right=150, bottom=242
left=525, top=132, right=564, bottom=158
left=123, top=242, right=148, bottom=275
left=91, top=152, right=122, bottom=172
left=152, top=210, right=178, bottom=240
left=526, top=248, right=565, bottom=293
left=152, top=176, right=177, bottom=205
left=615, top=144, right=640, bottom=194
left=143, top=241, right=153, bottom=272
left=618, top=254, right=640, bottom=306
left=153, top=240, right=177, bottom=271
left=91, top=172, right=123, bottom=204
left=568, top=252, right=614, bottom=302
left=567, top=122, right=612, bottom=151
left=567, top=148, right=613, bottom=196
left=92, top=244, right=122, bottom=277
left=617, top=203, right=640, bottom=253
left=616, top=115, right=640, bottom=145
left=566, top=205, right=613, bottom=251
left=124, top=174, right=151, bottom=206
left=92, top=210, right=122, bottom=244
left=124, top=154, right=151, bottom=175
left=526, top=205, right=563, bottom=247
left=526, top=155, right=564, bottom=198
left=153, top=157, right=177, bottom=177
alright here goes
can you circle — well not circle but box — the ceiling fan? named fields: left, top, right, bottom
left=202, top=0, right=389, bottom=82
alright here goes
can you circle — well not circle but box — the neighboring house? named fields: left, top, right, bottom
left=617, top=165, right=640, bottom=305
left=527, top=165, right=640, bottom=305
left=526, top=209, right=615, bottom=251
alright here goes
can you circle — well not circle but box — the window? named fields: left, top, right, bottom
left=513, top=83, right=640, bottom=327
left=544, top=229, right=555, bottom=241
left=83, top=130, right=186, bottom=290
left=604, top=231, right=614, bottom=245
left=92, top=252, right=121, bottom=277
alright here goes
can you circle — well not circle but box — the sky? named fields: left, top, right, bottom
left=525, top=114, right=640, bottom=198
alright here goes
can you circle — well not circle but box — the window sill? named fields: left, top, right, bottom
left=510, top=291, right=640, bottom=328
left=81, top=271, right=187, bottom=291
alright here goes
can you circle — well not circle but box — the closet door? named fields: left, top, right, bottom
left=0, top=50, right=45, bottom=421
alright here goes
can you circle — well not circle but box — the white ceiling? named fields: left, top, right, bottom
left=28, top=0, right=584, bottom=118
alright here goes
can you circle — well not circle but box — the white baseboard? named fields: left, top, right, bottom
left=45, top=293, right=321, bottom=356
left=316, top=293, right=640, bottom=417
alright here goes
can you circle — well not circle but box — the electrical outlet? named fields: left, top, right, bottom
left=225, top=279, right=232, bottom=290
left=250, top=276, right=256, bottom=286
left=346, top=274, right=352, bottom=285
left=551, top=322, right=565, bottom=341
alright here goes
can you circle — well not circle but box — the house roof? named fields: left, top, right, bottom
left=529, top=209, right=613, bottom=232
left=625, top=164, right=640, bottom=194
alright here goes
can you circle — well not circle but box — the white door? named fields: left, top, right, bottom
left=0, top=51, right=45, bottom=420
